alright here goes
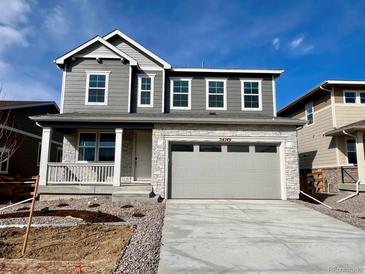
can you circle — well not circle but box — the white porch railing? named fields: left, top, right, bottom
left=47, top=162, right=114, bottom=184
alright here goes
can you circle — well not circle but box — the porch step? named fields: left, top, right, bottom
left=112, top=190, right=154, bottom=201
left=118, top=184, right=153, bottom=192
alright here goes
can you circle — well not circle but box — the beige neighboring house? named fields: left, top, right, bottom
left=278, top=80, right=365, bottom=192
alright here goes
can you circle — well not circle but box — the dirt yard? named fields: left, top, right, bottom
left=0, top=197, right=165, bottom=273
left=0, top=224, right=133, bottom=273
left=293, top=191, right=365, bottom=230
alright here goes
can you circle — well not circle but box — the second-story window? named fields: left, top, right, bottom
left=206, top=80, right=226, bottom=110
left=138, top=74, right=154, bottom=107
left=305, top=102, right=314, bottom=125
left=344, top=91, right=356, bottom=103
left=171, top=79, right=191, bottom=109
left=241, top=80, right=262, bottom=110
left=86, top=72, right=110, bottom=105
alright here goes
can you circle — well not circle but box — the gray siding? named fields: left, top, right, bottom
left=76, top=41, right=120, bottom=58
left=166, top=75, right=274, bottom=115
left=108, top=36, right=162, bottom=68
left=131, top=69, right=163, bottom=113
left=63, top=59, right=130, bottom=114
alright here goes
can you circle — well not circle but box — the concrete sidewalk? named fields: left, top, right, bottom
left=158, top=200, right=365, bottom=273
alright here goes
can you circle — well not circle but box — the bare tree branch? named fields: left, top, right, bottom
left=0, top=86, right=22, bottom=165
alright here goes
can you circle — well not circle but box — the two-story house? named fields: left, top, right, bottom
left=32, top=29, right=304, bottom=201
left=278, top=80, right=365, bottom=192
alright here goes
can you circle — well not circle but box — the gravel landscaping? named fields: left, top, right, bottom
left=0, top=197, right=165, bottom=273
left=293, top=191, right=365, bottom=230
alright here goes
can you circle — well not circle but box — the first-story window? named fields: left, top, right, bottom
left=78, top=133, right=97, bottom=161
left=305, top=101, right=314, bottom=125
left=344, top=91, right=356, bottom=103
left=346, top=139, right=357, bottom=164
left=207, top=80, right=226, bottom=109
left=171, top=79, right=191, bottom=109
left=78, top=132, right=115, bottom=162
left=242, top=80, right=261, bottom=110
left=138, top=75, right=154, bottom=107
left=360, top=92, right=365, bottom=104
left=56, top=147, right=63, bottom=162
left=0, top=148, right=9, bottom=174
left=86, top=72, right=109, bottom=105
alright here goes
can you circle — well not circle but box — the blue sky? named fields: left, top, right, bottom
left=1, top=0, right=365, bottom=109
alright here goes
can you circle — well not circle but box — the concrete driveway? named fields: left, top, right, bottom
left=158, top=200, right=365, bottom=274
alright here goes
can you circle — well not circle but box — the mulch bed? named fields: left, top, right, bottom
left=293, top=191, right=365, bottom=230
left=0, top=210, right=123, bottom=223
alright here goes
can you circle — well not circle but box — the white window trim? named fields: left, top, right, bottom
left=241, top=79, right=263, bottom=111
left=85, top=71, right=111, bottom=106
left=345, top=137, right=357, bottom=166
left=137, top=73, right=155, bottom=108
left=0, top=148, right=9, bottom=174
left=170, top=78, right=192, bottom=110
left=342, top=90, right=365, bottom=104
left=305, top=101, right=314, bottom=126
left=77, top=131, right=116, bottom=163
left=205, top=78, right=227, bottom=110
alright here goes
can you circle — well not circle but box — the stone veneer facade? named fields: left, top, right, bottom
left=151, top=124, right=300, bottom=199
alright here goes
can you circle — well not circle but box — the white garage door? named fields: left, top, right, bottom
left=169, top=143, right=282, bottom=199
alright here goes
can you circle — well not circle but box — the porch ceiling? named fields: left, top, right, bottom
left=325, top=119, right=365, bottom=136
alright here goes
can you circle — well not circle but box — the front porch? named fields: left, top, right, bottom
left=325, top=120, right=365, bottom=191
left=38, top=126, right=155, bottom=199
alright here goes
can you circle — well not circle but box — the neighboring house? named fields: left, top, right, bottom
left=278, top=80, right=365, bottom=192
left=32, top=29, right=303, bottom=201
left=0, top=101, right=63, bottom=178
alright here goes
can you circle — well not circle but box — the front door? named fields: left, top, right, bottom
left=134, top=131, right=152, bottom=181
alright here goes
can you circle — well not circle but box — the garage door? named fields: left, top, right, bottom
left=169, top=143, right=282, bottom=199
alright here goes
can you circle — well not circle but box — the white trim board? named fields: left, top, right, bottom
left=241, top=79, right=263, bottom=111
left=55, top=36, right=137, bottom=66
left=170, top=78, right=192, bottom=110
left=84, top=71, right=110, bottom=106
left=1, top=125, right=62, bottom=146
left=172, top=68, right=284, bottom=74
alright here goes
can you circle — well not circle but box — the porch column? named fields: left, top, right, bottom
left=39, top=127, right=52, bottom=186
left=356, top=131, right=365, bottom=183
left=113, top=128, right=123, bottom=186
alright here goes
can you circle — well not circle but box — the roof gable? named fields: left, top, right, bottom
left=54, top=36, right=137, bottom=67
left=103, top=29, right=171, bottom=69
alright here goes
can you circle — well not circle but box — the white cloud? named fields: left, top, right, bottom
left=45, top=6, right=70, bottom=38
left=0, top=25, right=30, bottom=53
left=290, top=36, right=304, bottom=49
left=1, top=81, right=58, bottom=102
left=272, top=37, right=280, bottom=50
left=0, top=0, right=31, bottom=26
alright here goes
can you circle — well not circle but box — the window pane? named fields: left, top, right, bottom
left=78, top=147, right=95, bottom=161
left=173, top=94, right=189, bottom=107
left=255, top=145, right=277, bottom=153
left=89, top=74, right=105, bottom=88
left=141, top=77, right=151, bottom=90
left=141, top=91, right=151, bottom=105
left=199, top=144, right=221, bottom=152
left=99, top=133, right=115, bottom=147
left=171, top=144, right=194, bottom=152
left=227, top=144, right=249, bottom=152
left=208, top=81, right=224, bottom=94
left=98, top=148, right=115, bottom=161
left=88, top=88, right=105, bottom=102
left=79, top=133, right=96, bottom=147
left=209, top=94, right=224, bottom=108
left=347, top=139, right=357, bottom=164
left=360, top=93, right=365, bottom=104
left=307, top=113, right=313, bottom=125
left=173, top=80, right=189, bottom=94
left=345, top=92, right=356, bottom=103
left=244, top=81, right=259, bottom=95
left=244, top=95, right=259, bottom=108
